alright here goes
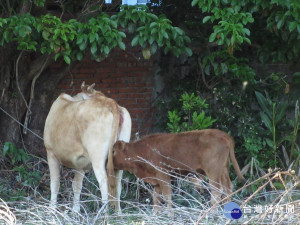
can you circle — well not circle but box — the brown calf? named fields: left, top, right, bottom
left=112, top=129, right=245, bottom=214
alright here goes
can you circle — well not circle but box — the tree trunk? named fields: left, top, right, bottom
left=0, top=49, right=72, bottom=157
left=22, top=62, right=73, bottom=157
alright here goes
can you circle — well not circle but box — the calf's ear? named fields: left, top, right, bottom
left=114, top=141, right=126, bottom=151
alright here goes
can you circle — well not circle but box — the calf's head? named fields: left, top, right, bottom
left=112, top=141, right=129, bottom=170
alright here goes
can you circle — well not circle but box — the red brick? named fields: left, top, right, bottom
left=56, top=48, right=155, bottom=137
left=136, top=98, right=150, bottom=104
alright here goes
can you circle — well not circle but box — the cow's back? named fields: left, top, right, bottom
left=131, top=129, right=232, bottom=172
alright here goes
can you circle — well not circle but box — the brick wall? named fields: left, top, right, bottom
left=54, top=47, right=155, bottom=138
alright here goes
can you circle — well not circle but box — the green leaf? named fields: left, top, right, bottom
left=288, top=21, right=298, bottom=32
left=54, top=53, right=60, bottom=61
left=231, top=35, right=236, bottom=45
left=191, top=0, right=199, bottom=7
left=203, top=16, right=211, bottom=23
left=18, top=27, right=27, bottom=37
left=236, top=35, right=243, bottom=43
left=260, top=112, right=273, bottom=132
left=91, top=42, right=97, bottom=54
left=277, top=19, right=284, bottom=30
left=162, top=30, right=169, bottom=39
left=76, top=52, right=83, bottom=61
left=76, top=36, right=84, bottom=45
left=220, top=63, right=228, bottom=74
left=244, top=37, right=251, bottom=44
left=131, top=35, right=139, bottom=46
left=174, top=27, right=183, bottom=35
left=103, top=46, right=110, bottom=55
left=118, top=31, right=126, bottom=38
left=150, top=22, right=157, bottom=28
left=40, top=47, right=47, bottom=54
left=118, top=41, right=126, bottom=50
left=2, top=142, right=10, bottom=156
left=42, top=30, right=50, bottom=40
left=204, top=65, right=210, bottom=75
left=265, top=138, right=275, bottom=148
left=150, top=43, right=157, bottom=54
left=185, top=47, right=192, bottom=57
left=79, top=40, right=87, bottom=51
left=242, top=28, right=250, bottom=36
left=89, top=33, right=96, bottom=43
left=275, top=102, right=288, bottom=123
left=209, top=32, right=217, bottom=42
left=147, top=13, right=158, bottom=21
left=63, top=55, right=71, bottom=64
left=151, top=27, right=158, bottom=35
left=110, top=20, right=117, bottom=28
left=255, top=91, right=272, bottom=118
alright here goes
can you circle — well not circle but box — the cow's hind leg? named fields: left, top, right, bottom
left=115, top=169, right=123, bottom=213
left=91, top=158, right=109, bottom=211
left=72, top=170, right=85, bottom=212
left=47, top=150, right=60, bottom=208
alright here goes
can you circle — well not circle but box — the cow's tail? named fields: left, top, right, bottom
left=229, top=137, right=246, bottom=182
left=107, top=100, right=120, bottom=209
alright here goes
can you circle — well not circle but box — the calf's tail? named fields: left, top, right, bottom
left=229, top=137, right=246, bottom=182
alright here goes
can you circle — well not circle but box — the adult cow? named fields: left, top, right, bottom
left=112, top=129, right=245, bottom=215
left=44, top=83, right=131, bottom=212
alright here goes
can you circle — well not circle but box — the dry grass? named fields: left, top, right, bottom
left=0, top=169, right=299, bottom=225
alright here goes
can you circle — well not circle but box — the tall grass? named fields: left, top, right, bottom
left=0, top=169, right=298, bottom=225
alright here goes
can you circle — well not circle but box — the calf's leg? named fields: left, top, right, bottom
left=206, top=171, right=223, bottom=206
left=72, top=170, right=85, bottom=212
left=221, top=170, right=233, bottom=201
left=153, top=185, right=163, bottom=214
left=47, top=150, right=60, bottom=208
left=156, top=173, right=173, bottom=217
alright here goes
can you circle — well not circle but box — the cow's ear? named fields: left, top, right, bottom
left=87, top=83, right=95, bottom=92
left=81, top=81, right=85, bottom=90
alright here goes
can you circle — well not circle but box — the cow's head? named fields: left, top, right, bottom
left=80, top=81, right=104, bottom=98
left=72, top=82, right=104, bottom=100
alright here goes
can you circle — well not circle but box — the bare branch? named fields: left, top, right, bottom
left=23, top=56, right=50, bottom=134
left=15, top=51, right=29, bottom=110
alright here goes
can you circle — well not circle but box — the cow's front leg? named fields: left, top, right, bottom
left=47, top=150, right=60, bottom=208
left=72, top=170, right=85, bottom=212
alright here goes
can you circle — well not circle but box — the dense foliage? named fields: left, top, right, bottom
left=0, top=0, right=299, bottom=211
left=0, top=4, right=191, bottom=64
left=152, top=0, right=299, bottom=177
left=0, top=0, right=191, bottom=204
